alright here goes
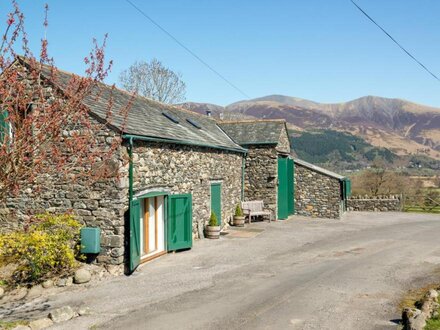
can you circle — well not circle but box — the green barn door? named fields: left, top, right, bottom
left=129, top=199, right=141, bottom=272
left=277, top=157, right=289, bottom=220
left=167, top=194, right=193, bottom=251
left=210, top=183, right=222, bottom=225
left=287, top=158, right=295, bottom=215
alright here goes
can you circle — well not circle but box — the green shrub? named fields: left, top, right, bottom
left=0, top=213, right=83, bottom=284
left=234, top=204, right=243, bottom=217
left=208, top=211, right=218, bottom=227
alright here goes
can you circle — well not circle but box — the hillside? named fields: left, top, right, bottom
left=180, top=95, right=440, bottom=160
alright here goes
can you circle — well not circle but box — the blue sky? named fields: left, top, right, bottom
left=2, top=1, right=440, bottom=107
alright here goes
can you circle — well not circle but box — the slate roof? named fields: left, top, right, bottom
left=19, top=59, right=244, bottom=152
left=293, top=158, right=346, bottom=180
left=218, top=120, right=287, bottom=146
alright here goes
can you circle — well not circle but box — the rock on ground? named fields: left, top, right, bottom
left=29, top=318, right=53, bottom=330
left=27, top=285, right=44, bottom=300
left=74, top=269, right=92, bottom=284
left=41, top=280, right=53, bottom=289
left=0, top=286, right=4, bottom=297
left=7, top=287, right=28, bottom=301
left=49, top=306, right=75, bottom=323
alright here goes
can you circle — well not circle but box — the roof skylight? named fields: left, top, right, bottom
left=162, top=112, right=179, bottom=124
left=186, top=118, right=202, bottom=129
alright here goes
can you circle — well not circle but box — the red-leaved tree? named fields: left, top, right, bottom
left=0, top=1, right=132, bottom=200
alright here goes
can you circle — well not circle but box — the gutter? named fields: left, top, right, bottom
left=122, top=134, right=247, bottom=154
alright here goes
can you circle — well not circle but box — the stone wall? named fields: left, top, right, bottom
left=294, top=162, right=342, bottom=219
left=131, top=141, right=243, bottom=237
left=0, top=124, right=128, bottom=266
left=347, top=195, right=402, bottom=212
left=276, top=124, right=291, bottom=154
left=243, top=146, right=278, bottom=217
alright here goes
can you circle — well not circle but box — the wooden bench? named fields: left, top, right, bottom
left=241, top=200, right=272, bottom=223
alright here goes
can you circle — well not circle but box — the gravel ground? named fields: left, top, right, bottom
left=3, top=211, right=440, bottom=330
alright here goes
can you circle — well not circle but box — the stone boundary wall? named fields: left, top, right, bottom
left=347, top=195, right=402, bottom=212
left=294, top=162, right=342, bottom=219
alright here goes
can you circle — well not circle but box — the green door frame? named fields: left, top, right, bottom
left=287, top=158, right=295, bottom=215
left=210, top=183, right=222, bottom=225
left=277, top=156, right=289, bottom=220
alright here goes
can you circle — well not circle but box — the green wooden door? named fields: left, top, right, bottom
left=0, top=110, right=8, bottom=144
left=210, top=183, right=222, bottom=225
left=167, top=194, right=193, bottom=251
left=129, top=199, right=141, bottom=272
left=277, top=157, right=289, bottom=220
left=287, top=158, right=295, bottom=215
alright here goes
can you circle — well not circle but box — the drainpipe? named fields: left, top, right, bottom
left=128, top=137, right=134, bottom=204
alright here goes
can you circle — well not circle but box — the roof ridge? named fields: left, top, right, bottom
left=17, top=55, right=216, bottom=122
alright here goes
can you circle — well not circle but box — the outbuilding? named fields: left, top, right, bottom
left=0, top=59, right=245, bottom=272
left=219, top=120, right=295, bottom=220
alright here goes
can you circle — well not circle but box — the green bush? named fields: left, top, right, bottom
left=0, top=213, right=83, bottom=284
left=234, top=204, right=243, bottom=217
left=208, top=211, right=218, bottom=227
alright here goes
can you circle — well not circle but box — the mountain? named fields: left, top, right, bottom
left=179, top=95, right=440, bottom=160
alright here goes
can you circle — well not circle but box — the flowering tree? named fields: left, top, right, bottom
left=0, top=1, right=131, bottom=200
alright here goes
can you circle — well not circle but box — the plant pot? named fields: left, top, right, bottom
left=205, top=225, right=220, bottom=239
left=233, top=216, right=245, bottom=227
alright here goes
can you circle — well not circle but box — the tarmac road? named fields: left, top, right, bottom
left=21, top=212, right=440, bottom=329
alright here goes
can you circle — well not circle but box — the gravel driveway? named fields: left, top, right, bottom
left=6, top=212, right=440, bottom=329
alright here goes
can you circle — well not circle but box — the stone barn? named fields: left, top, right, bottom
left=0, top=58, right=245, bottom=272
left=219, top=120, right=295, bottom=220
left=293, top=158, right=350, bottom=219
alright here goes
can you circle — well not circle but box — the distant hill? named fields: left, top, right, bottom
left=179, top=95, right=440, bottom=160
left=290, top=129, right=398, bottom=170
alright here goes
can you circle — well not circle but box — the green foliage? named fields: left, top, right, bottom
left=0, top=213, right=83, bottom=285
left=234, top=204, right=243, bottom=217
left=289, top=129, right=397, bottom=166
left=208, top=211, right=218, bottom=227
left=425, top=308, right=440, bottom=330
left=0, top=320, right=29, bottom=330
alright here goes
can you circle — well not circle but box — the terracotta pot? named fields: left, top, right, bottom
left=233, top=216, right=245, bottom=227
left=205, top=225, right=220, bottom=239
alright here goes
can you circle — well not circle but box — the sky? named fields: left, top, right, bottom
left=1, top=0, right=440, bottom=107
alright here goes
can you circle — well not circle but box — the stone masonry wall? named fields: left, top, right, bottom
left=276, top=124, right=291, bottom=154
left=294, top=162, right=342, bottom=219
left=347, top=195, right=402, bottom=212
left=0, top=123, right=128, bottom=266
left=131, top=141, right=242, bottom=237
left=243, top=146, right=278, bottom=217
left=0, top=62, right=128, bottom=266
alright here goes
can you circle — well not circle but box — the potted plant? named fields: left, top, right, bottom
left=205, top=211, right=220, bottom=239
left=232, top=204, right=245, bottom=227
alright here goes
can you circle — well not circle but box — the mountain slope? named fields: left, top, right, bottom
left=222, top=95, right=440, bottom=159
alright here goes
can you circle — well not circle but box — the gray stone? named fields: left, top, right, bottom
left=56, top=277, right=72, bottom=287
left=49, top=306, right=75, bottom=323
left=27, top=285, right=44, bottom=299
left=8, top=287, right=28, bottom=301
left=0, top=286, right=4, bottom=298
left=41, top=279, right=53, bottom=289
left=77, top=305, right=92, bottom=316
left=74, top=268, right=92, bottom=284
left=402, top=307, right=426, bottom=330
left=29, top=318, right=53, bottom=330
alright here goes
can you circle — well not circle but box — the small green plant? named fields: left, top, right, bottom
left=0, top=213, right=83, bottom=285
left=208, top=211, right=218, bottom=226
left=234, top=204, right=243, bottom=217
